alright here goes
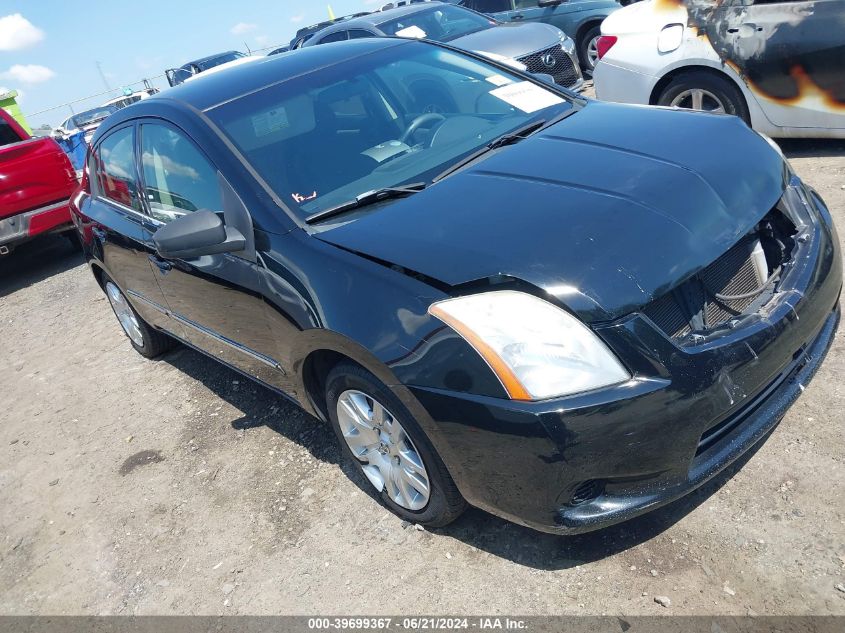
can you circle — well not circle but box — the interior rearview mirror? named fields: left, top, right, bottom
left=153, top=210, right=246, bottom=260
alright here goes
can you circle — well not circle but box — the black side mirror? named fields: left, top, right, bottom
left=153, top=210, right=245, bottom=260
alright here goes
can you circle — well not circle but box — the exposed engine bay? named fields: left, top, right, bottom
left=644, top=204, right=799, bottom=343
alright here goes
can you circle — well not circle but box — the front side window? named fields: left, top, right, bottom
left=0, top=118, right=21, bottom=146
left=465, top=0, right=512, bottom=12
left=140, top=124, right=222, bottom=224
left=378, top=5, right=496, bottom=41
left=95, top=127, right=141, bottom=211
left=319, top=31, right=349, bottom=44
left=348, top=29, right=375, bottom=39
left=210, top=43, right=574, bottom=220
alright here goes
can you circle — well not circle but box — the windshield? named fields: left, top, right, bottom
left=378, top=5, right=495, bottom=42
left=72, top=106, right=118, bottom=128
left=209, top=43, right=574, bottom=220
left=197, top=52, right=246, bottom=72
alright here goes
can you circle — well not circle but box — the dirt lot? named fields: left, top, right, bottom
left=1, top=139, right=844, bottom=617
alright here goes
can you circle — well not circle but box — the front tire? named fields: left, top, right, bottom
left=578, top=26, right=601, bottom=74
left=657, top=71, right=750, bottom=124
left=325, top=362, right=466, bottom=528
left=102, top=273, right=175, bottom=359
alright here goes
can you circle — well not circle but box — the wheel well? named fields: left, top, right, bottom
left=575, top=20, right=602, bottom=48
left=649, top=65, right=748, bottom=111
left=302, top=349, right=361, bottom=422
left=90, top=263, right=106, bottom=290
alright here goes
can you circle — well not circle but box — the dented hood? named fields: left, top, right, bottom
left=316, top=102, right=787, bottom=322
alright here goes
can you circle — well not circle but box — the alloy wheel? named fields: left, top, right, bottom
left=336, top=389, right=431, bottom=511
left=669, top=88, right=727, bottom=114
left=587, top=35, right=600, bottom=70
left=105, top=281, right=144, bottom=347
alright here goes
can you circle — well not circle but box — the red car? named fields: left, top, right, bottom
left=0, top=107, right=79, bottom=256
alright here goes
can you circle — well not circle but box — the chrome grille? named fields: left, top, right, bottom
left=517, top=45, right=579, bottom=88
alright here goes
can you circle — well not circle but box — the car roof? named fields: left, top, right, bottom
left=145, top=38, right=410, bottom=114
left=186, top=50, right=242, bottom=66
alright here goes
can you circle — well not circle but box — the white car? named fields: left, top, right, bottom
left=102, top=88, right=159, bottom=110
left=593, top=0, right=845, bottom=138
left=54, top=104, right=119, bottom=144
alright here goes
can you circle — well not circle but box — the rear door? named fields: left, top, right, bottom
left=81, top=124, right=176, bottom=333
left=716, top=0, right=845, bottom=130
left=137, top=120, right=287, bottom=389
left=0, top=115, right=76, bottom=221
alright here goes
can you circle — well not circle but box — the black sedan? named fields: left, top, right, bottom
left=71, top=38, right=841, bottom=534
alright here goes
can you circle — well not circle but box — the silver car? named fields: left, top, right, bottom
left=303, top=3, right=583, bottom=91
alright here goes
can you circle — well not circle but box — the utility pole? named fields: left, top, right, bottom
left=95, top=62, right=113, bottom=95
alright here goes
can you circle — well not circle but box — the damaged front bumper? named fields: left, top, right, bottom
left=408, top=181, right=842, bottom=534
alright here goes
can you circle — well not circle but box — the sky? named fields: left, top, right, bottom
left=0, top=0, right=385, bottom=128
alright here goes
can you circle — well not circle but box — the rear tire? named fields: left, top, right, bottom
left=657, top=71, right=750, bottom=124
left=578, top=26, right=601, bottom=75
left=102, top=273, right=175, bottom=359
left=325, top=362, right=466, bottom=528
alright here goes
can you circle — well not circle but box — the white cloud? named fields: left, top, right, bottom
left=0, top=14, right=45, bottom=51
left=290, top=14, right=304, bottom=23
left=0, top=64, right=55, bottom=84
left=230, top=22, right=257, bottom=35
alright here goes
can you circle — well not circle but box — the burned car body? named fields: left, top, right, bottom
left=594, top=0, right=845, bottom=138
left=72, top=39, right=841, bottom=533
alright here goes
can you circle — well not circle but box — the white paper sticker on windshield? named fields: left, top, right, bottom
left=395, top=25, right=427, bottom=39
left=489, top=81, right=564, bottom=113
left=485, top=74, right=512, bottom=87
left=252, top=107, right=289, bottom=137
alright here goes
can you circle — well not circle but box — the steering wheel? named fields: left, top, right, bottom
left=400, top=113, right=446, bottom=145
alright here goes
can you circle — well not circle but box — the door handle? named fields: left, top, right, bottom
left=91, top=227, right=107, bottom=242
left=511, top=14, right=524, bottom=21
left=149, top=254, right=173, bottom=273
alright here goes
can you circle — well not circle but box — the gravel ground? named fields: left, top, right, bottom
left=0, top=138, right=844, bottom=616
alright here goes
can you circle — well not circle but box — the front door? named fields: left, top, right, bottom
left=461, top=0, right=517, bottom=21
left=82, top=124, right=175, bottom=334
left=136, top=121, right=287, bottom=389
left=706, top=0, right=845, bottom=130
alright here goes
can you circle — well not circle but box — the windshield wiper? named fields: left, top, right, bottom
left=432, top=119, right=548, bottom=183
left=305, top=182, right=427, bottom=225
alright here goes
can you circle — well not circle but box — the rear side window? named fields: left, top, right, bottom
left=95, top=127, right=142, bottom=211
left=348, top=29, right=375, bottom=39
left=0, top=118, right=21, bottom=146
left=140, top=123, right=222, bottom=224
